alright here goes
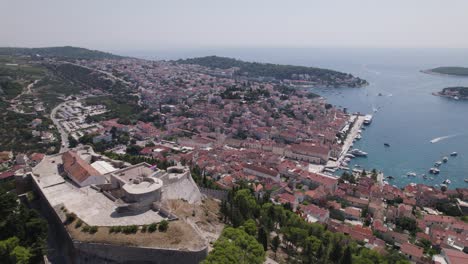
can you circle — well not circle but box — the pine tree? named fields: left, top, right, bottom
left=329, top=242, right=343, bottom=263
left=257, top=227, right=268, bottom=251
left=341, top=246, right=353, bottom=264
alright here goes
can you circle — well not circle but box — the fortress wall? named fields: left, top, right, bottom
left=73, top=242, right=208, bottom=264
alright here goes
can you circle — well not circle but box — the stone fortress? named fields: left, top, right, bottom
left=17, top=145, right=207, bottom=263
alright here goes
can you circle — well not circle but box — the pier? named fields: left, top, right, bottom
left=326, top=115, right=365, bottom=170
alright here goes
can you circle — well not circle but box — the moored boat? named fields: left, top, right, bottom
left=363, top=114, right=373, bottom=125
left=429, top=168, right=440, bottom=174
left=450, top=152, right=458, bottom=157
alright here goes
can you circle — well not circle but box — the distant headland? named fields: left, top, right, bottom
left=422, top=66, right=468, bottom=77
left=178, top=56, right=368, bottom=88
left=433, top=86, right=468, bottom=100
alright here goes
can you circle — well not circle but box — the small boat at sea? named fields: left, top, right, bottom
left=465, top=178, right=468, bottom=183
left=407, top=172, right=417, bottom=177
left=384, top=143, right=390, bottom=147
left=442, top=157, right=448, bottom=163
left=429, top=168, right=440, bottom=174
left=450, top=152, right=458, bottom=157
left=345, top=153, right=356, bottom=158
left=422, top=174, right=428, bottom=179
left=443, top=179, right=451, bottom=185
left=434, top=161, right=442, bottom=167
left=386, top=176, right=395, bottom=180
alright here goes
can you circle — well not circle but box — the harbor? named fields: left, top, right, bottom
left=325, top=114, right=366, bottom=173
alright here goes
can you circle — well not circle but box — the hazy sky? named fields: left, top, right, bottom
left=1, top=0, right=468, bottom=51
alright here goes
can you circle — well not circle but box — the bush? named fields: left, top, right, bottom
left=158, top=220, right=169, bottom=232
left=109, top=226, right=122, bottom=233
left=82, top=225, right=90, bottom=233
left=148, top=223, right=158, bottom=233
left=65, top=213, right=77, bottom=225
left=122, top=225, right=138, bottom=234
left=141, top=225, right=147, bottom=233
left=89, top=226, right=98, bottom=234
left=75, top=219, right=83, bottom=229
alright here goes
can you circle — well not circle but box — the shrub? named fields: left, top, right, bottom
left=75, top=220, right=83, bottom=229
left=65, top=213, right=77, bottom=225
left=82, top=225, right=90, bottom=233
left=141, top=225, right=148, bottom=233
left=122, top=225, right=138, bottom=234
left=148, top=223, right=158, bottom=233
left=158, top=220, right=169, bottom=232
left=89, top=226, right=98, bottom=234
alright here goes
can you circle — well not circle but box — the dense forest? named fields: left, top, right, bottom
left=178, top=56, right=368, bottom=87
left=0, top=46, right=121, bottom=60
left=203, top=185, right=410, bottom=264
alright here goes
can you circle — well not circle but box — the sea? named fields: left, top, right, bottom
left=123, top=47, right=468, bottom=189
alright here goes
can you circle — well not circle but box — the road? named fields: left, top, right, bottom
left=51, top=101, right=69, bottom=153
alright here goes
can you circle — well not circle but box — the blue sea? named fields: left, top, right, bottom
left=123, top=47, right=468, bottom=189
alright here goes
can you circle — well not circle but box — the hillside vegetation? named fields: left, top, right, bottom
left=0, top=46, right=122, bottom=60
left=427, top=66, right=468, bottom=76
left=178, top=56, right=368, bottom=87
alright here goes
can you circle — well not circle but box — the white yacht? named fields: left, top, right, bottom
left=450, top=152, right=458, bottom=157
left=350, top=149, right=368, bottom=157
left=363, top=114, right=373, bottom=125
left=407, top=172, right=417, bottom=177
left=429, top=168, right=440, bottom=174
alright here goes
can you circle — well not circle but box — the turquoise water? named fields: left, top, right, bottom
left=128, top=48, right=468, bottom=188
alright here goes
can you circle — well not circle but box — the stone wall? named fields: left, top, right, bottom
left=73, top=242, right=208, bottom=264
left=200, top=187, right=228, bottom=201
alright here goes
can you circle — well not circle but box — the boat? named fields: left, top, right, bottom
left=442, top=157, right=448, bottom=163
left=356, top=134, right=362, bottom=140
left=434, top=161, right=442, bottom=167
left=350, top=149, right=368, bottom=157
left=386, top=176, right=395, bottom=180
left=378, top=93, right=383, bottom=96
left=450, top=152, right=458, bottom=157
left=407, top=172, right=417, bottom=177
left=443, top=179, right=451, bottom=185
left=384, top=143, right=390, bottom=147
left=423, top=174, right=428, bottom=179
left=465, top=178, right=468, bottom=183
left=345, top=153, right=356, bottom=158
left=354, top=164, right=361, bottom=168
left=429, top=168, right=440, bottom=174
left=440, top=184, right=447, bottom=189
left=363, top=115, right=373, bottom=125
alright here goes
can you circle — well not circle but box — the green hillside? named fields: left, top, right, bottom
left=0, top=46, right=122, bottom=60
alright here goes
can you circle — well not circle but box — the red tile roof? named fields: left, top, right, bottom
left=443, top=248, right=468, bottom=264
left=62, top=151, right=102, bottom=183
left=401, top=242, right=424, bottom=259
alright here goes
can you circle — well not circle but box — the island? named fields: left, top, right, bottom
left=178, top=55, right=368, bottom=88
left=422, top=66, right=468, bottom=77
left=433, top=86, right=468, bottom=100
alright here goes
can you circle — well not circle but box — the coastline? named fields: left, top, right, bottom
left=325, top=114, right=365, bottom=171
left=432, top=91, right=468, bottom=100
left=421, top=69, right=468, bottom=78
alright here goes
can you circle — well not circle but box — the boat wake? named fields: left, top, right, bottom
left=430, top=134, right=460, bottom=143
